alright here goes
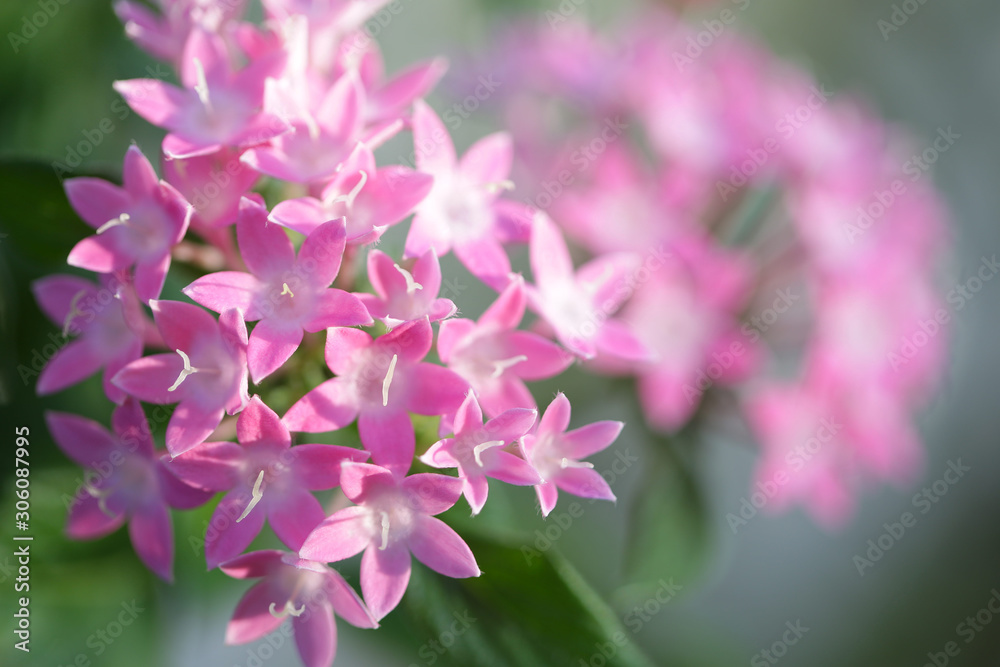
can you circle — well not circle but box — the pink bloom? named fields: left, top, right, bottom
left=183, top=196, right=371, bottom=383
left=114, top=0, right=247, bottom=65
left=437, top=275, right=572, bottom=416
left=527, top=212, right=651, bottom=361
left=221, top=549, right=377, bottom=667
left=283, top=318, right=467, bottom=475
left=114, top=29, right=290, bottom=159
left=113, top=300, right=249, bottom=456
left=356, top=249, right=456, bottom=329
left=300, top=461, right=480, bottom=620
left=405, top=100, right=516, bottom=290
left=421, top=392, right=539, bottom=515
left=355, top=49, right=447, bottom=126
left=46, top=398, right=211, bottom=581
left=521, top=393, right=621, bottom=517
left=269, top=142, right=432, bottom=244
left=31, top=273, right=146, bottom=403
left=162, top=147, right=259, bottom=231
left=64, top=145, right=191, bottom=302
left=169, top=396, right=368, bottom=569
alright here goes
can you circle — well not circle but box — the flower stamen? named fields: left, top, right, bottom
left=237, top=470, right=266, bottom=523
left=382, top=354, right=398, bottom=407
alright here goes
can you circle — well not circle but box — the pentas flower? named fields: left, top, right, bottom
left=405, top=100, right=517, bottom=290
left=521, top=393, right=621, bottom=517
left=437, top=275, right=572, bottom=416
left=269, top=141, right=432, bottom=244
left=421, top=391, right=539, bottom=515
left=222, top=550, right=377, bottom=667
left=168, top=396, right=368, bottom=569
left=162, top=147, right=259, bottom=231
left=354, top=49, right=447, bottom=126
left=31, top=273, right=147, bottom=403
left=357, top=249, right=456, bottom=329
left=115, top=29, right=289, bottom=159
left=113, top=300, right=249, bottom=456
left=64, top=145, right=191, bottom=302
left=527, top=212, right=651, bottom=362
left=183, top=196, right=371, bottom=383
left=283, top=317, right=468, bottom=475
left=46, top=398, right=211, bottom=581
left=300, top=461, right=480, bottom=621
left=115, top=0, right=247, bottom=65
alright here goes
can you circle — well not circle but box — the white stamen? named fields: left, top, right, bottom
left=84, top=483, right=116, bottom=517
left=269, top=601, right=306, bottom=618
left=193, top=58, right=212, bottom=110
left=560, top=458, right=594, bottom=470
left=62, top=290, right=88, bottom=337
left=378, top=511, right=390, bottom=551
left=96, top=212, right=130, bottom=235
left=237, top=470, right=266, bottom=523
left=280, top=282, right=294, bottom=298
left=394, top=264, right=423, bottom=295
left=381, top=354, right=398, bottom=407
left=330, top=170, right=368, bottom=209
left=167, top=349, right=201, bottom=392
left=490, top=355, right=528, bottom=379
left=483, top=180, right=515, bottom=194
left=473, top=440, right=504, bottom=467
left=303, top=112, right=321, bottom=141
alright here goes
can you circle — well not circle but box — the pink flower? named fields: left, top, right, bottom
left=114, top=29, right=290, bottom=159
left=183, top=196, right=371, bottom=383
left=300, top=461, right=480, bottom=620
left=46, top=398, right=211, bottom=581
left=169, top=396, right=369, bottom=569
left=526, top=212, right=651, bottom=362
left=437, top=275, right=572, bottom=416
left=221, top=549, right=377, bottom=667
left=521, top=393, right=621, bottom=517
left=405, top=100, right=516, bottom=290
left=269, top=142, right=432, bottom=244
left=421, top=391, right=540, bottom=515
left=31, top=273, right=146, bottom=403
left=113, top=300, right=249, bottom=456
left=115, top=0, right=247, bottom=65
left=282, top=318, right=467, bottom=475
left=356, top=249, right=456, bottom=329
left=356, top=50, right=447, bottom=126
left=162, top=147, right=259, bottom=231
left=64, top=145, right=191, bottom=302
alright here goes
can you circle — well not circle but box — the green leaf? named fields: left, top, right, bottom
left=400, top=531, right=657, bottom=667
left=618, top=436, right=710, bottom=606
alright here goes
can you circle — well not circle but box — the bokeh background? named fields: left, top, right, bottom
left=2, top=0, right=999, bottom=665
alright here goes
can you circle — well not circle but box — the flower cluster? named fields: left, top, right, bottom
left=471, top=10, right=950, bottom=526
left=36, top=2, right=625, bottom=666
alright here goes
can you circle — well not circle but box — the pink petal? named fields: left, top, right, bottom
left=411, top=100, right=455, bottom=173
left=205, top=489, right=268, bottom=570
left=505, top=331, right=574, bottom=380
left=112, top=79, right=188, bottom=127
left=436, top=319, right=475, bottom=363
left=289, top=444, right=369, bottom=490
left=303, top=290, right=372, bottom=332
left=282, top=380, right=357, bottom=433
left=563, top=421, right=625, bottom=460
left=536, top=482, right=559, bottom=518
left=530, top=212, right=574, bottom=286
left=134, top=252, right=172, bottom=302
left=300, top=506, right=372, bottom=563
left=539, top=393, right=572, bottom=434
left=316, top=71, right=363, bottom=140
left=338, top=462, right=395, bottom=502
left=122, top=144, right=159, bottom=197
left=420, top=439, right=460, bottom=469
left=167, top=441, right=244, bottom=491
left=36, top=340, right=104, bottom=395
left=270, top=197, right=327, bottom=236
left=401, top=474, right=463, bottom=515
left=157, top=464, right=214, bottom=509
left=298, top=218, right=346, bottom=287
left=237, top=396, right=290, bottom=448
left=493, top=199, right=534, bottom=244
left=102, top=338, right=144, bottom=405
left=407, top=364, right=468, bottom=417
left=475, top=377, right=537, bottom=418
left=460, top=132, right=512, bottom=186
left=111, top=397, right=155, bottom=456
left=183, top=272, right=264, bottom=320
left=248, top=319, right=304, bottom=383
left=64, top=178, right=130, bottom=229
left=484, top=407, right=537, bottom=443
left=479, top=276, right=526, bottom=330
left=67, top=236, right=122, bottom=273
left=45, top=411, right=116, bottom=469
left=360, top=544, right=411, bottom=621
left=66, top=493, right=125, bottom=539
left=357, top=168, right=433, bottom=231
left=367, top=249, right=407, bottom=299
left=408, top=516, right=480, bottom=578
left=237, top=197, right=295, bottom=281
left=487, top=451, right=541, bottom=486
left=268, top=487, right=326, bottom=551
left=555, top=467, right=616, bottom=502
left=357, top=410, right=415, bottom=476
left=453, top=391, right=483, bottom=435
left=219, top=549, right=286, bottom=580
left=151, top=299, right=219, bottom=354
left=372, top=58, right=446, bottom=119
left=129, top=500, right=174, bottom=581
left=293, top=600, right=337, bottom=667
left=225, top=580, right=286, bottom=644
left=112, top=353, right=184, bottom=404
left=323, top=326, right=372, bottom=374
left=379, top=317, right=433, bottom=363
left=325, top=570, right=377, bottom=629
left=463, top=474, right=490, bottom=515
left=31, top=274, right=96, bottom=325
left=166, top=402, right=224, bottom=457
left=577, top=253, right=640, bottom=312
left=454, top=236, right=511, bottom=291
left=595, top=319, right=653, bottom=362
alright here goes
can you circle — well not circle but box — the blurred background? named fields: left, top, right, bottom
left=2, top=0, right=999, bottom=666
